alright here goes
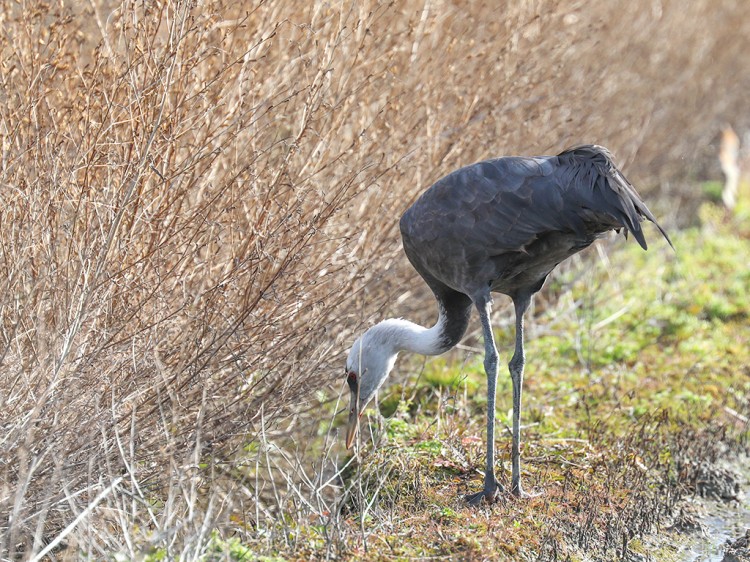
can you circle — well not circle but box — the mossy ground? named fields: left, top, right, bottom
left=210, top=198, right=750, bottom=561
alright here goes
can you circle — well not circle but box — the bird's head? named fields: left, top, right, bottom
left=344, top=326, right=398, bottom=449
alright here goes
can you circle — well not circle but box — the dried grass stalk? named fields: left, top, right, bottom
left=0, top=0, right=748, bottom=556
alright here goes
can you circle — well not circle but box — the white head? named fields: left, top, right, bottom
left=343, top=324, right=399, bottom=449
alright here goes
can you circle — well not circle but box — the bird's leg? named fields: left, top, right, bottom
left=509, top=292, right=535, bottom=497
left=465, top=294, right=505, bottom=505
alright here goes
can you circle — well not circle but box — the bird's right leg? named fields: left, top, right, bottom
left=509, top=292, right=534, bottom=497
left=465, top=293, right=505, bottom=505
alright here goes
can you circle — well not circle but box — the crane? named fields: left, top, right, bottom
left=344, top=145, right=672, bottom=504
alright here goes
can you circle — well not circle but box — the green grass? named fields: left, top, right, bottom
left=181, top=198, right=750, bottom=562
left=302, top=199, right=750, bottom=561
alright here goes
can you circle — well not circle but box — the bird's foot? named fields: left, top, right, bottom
left=510, top=483, right=543, bottom=499
left=465, top=479, right=504, bottom=506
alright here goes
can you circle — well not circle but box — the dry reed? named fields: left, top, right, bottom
left=0, top=0, right=748, bottom=557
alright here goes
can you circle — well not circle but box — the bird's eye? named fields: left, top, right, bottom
left=346, top=371, right=358, bottom=393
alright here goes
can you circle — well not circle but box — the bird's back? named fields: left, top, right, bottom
left=400, top=145, right=671, bottom=300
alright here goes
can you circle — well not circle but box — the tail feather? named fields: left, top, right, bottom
left=560, top=145, right=674, bottom=251
left=606, top=159, right=674, bottom=251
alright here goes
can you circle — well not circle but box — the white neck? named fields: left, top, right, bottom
left=349, top=308, right=451, bottom=407
left=369, top=313, right=446, bottom=357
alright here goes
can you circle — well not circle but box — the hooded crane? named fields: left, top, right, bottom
left=344, top=145, right=672, bottom=504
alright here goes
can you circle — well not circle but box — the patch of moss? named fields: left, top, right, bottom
left=300, top=200, right=750, bottom=562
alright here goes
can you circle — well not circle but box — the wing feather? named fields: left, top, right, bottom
left=400, top=145, right=672, bottom=288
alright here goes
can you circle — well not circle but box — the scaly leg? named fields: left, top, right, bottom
left=465, top=293, right=505, bottom=505
left=509, top=292, right=537, bottom=497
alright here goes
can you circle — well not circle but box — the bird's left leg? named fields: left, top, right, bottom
left=509, top=292, right=537, bottom=497
left=465, top=292, right=505, bottom=505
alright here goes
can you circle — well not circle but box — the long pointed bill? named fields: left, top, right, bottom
left=345, top=387, right=359, bottom=449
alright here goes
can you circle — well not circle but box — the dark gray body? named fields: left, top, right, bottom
left=397, top=145, right=671, bottom=500
left=401, top=145, right=667, bottom=298
left=400, top=145, right=669, bottom=346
